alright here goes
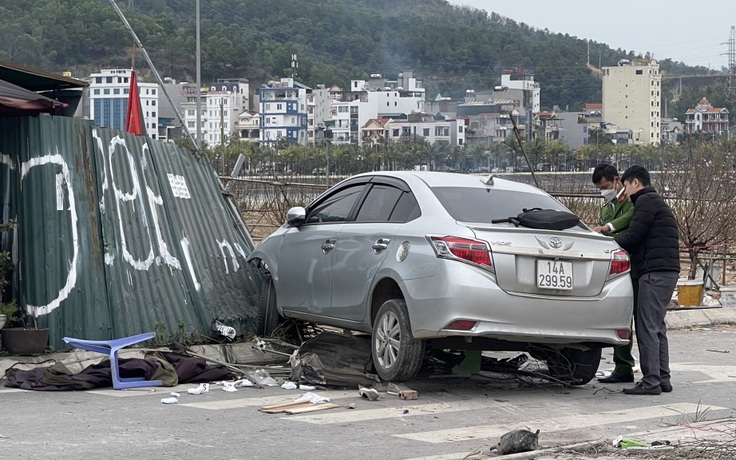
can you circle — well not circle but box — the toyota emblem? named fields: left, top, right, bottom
left=549, top=237, right=563, bottom=249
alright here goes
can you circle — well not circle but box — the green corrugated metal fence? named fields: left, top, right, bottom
left=0, top=115, right=261, bottom=349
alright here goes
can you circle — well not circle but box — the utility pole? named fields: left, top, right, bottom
left=220, top=98, right=225, bottom=174
left=729, top=26, right=735, bottom=94
left=195, top=0, right=202, bottom=149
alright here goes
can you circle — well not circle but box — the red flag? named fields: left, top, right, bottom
left=125, top=71, right=145, bottom=136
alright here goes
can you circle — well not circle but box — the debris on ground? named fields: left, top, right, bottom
left=491, top=428, right=540, bottom=455
left=612, top=435, right=647, bottom=449
left=289, top=331, right=379, bottom=387
left=252, top=368, right=279, bottom=386
left=187, top=383, right=209, bottom=395
left=387, top=382, right=418, bottom=400
left=358, top=386, right=380, bottom=401
left=259, top=392, right=339, bottom=414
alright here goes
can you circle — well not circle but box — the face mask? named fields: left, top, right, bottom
left=601, top=188, right=617, bottom=201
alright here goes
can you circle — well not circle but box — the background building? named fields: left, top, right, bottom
left=89, top=68, right=159, bottom=138
left=258, top=77, right=309, bottom=146
left=684, top=97, right=729, bottom=137
left=602, top=59, right=661, bottom=146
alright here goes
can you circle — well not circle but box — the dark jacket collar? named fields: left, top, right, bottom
left=630, top=186, right=656, bottom=203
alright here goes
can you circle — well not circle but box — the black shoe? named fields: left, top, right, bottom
left=623, top=383, right=662, bottom=395
left=660, top=383, right=673, bottom=393
left=598, top=371, right=635, bottom=383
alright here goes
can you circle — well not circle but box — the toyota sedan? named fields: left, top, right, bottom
left=247, top=171, right=633, bottom=383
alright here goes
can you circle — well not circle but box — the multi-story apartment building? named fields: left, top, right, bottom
left=88, top=68, right=159, bottom=138
left=327, top=71, right=425, bottom=145
left=203, top=78, right=249, bottom=147
left=499, top=68, right=540, bottom=114
left=383, top=113, right=466, bottom=146
left=456, top=98, right=521, bottom=144
left=180, top=86, right=207, bottom=144
left=684, top=97, right=729, bottom=137
left=258, top=77, right=309, bottom=146
left=237, top=111, right=260, bottom=143
left=602, top=59, right=661, bottom=146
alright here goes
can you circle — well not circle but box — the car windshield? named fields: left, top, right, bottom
left=431, top=187, right=570, bottom=223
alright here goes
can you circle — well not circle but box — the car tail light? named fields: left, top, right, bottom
left=445, top=320, right=477, bottom=331
left=429, top=236, right=493, bottom=271
left=616, top=329, right=630, bottom=340
left=608, top=250, right=630, bottom=279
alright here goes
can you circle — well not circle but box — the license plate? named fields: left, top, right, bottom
left=537, top=259, right=573, bottom=290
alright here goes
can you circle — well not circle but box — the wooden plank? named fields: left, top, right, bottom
left=283, top=403, right=341, bottom=414
left=259, top=401, right=312, bottom=413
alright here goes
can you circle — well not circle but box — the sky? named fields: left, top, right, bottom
left=448, top=0, right=734, bottom=69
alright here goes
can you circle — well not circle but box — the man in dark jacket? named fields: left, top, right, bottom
left=616, top=165, right=680, bottom=395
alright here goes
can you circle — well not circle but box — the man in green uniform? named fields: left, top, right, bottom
left=591, top=164, right=636, bottom=383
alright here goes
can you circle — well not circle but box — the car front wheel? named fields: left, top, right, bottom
left=372, top=299, right=424, bottom=382
left=257, top=274, right=281, bottom=336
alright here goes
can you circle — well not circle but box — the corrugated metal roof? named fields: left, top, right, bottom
left=0, top=115, right=260, bottom=349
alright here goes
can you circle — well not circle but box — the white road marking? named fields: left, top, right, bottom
left=670, top=363, right=736, bottom=383
left=397, top=402, right=727, bottom=445
left=179, top=390, right=357, bottom=410
left=283, top=399, right=519, bottom=424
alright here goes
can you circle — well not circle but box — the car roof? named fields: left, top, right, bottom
left=353, top=171, right=549, bottom=196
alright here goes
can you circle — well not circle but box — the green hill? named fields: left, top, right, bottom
left=0, top=0, right=717, bottom=111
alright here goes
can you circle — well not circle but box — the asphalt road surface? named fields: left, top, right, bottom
left=1, top=325, right=735, bottom=460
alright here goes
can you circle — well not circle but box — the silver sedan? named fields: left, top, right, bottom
left=247, top=171, right=633, bottom=383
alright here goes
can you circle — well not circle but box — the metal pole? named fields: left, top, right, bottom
left=220, top=99, right=225, bottom=174
left=325, top=142, right=330, bottom=187
left=109, top=0, right=198, bottom=150
left=195, top=0, right=202, bottom=149
left=510, top=111, right=540, bottom=188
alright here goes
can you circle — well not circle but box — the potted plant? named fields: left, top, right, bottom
left=0, top=231, right=49, bottom=354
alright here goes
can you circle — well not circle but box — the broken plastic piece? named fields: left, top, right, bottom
left=160, top=397, right=178, bottom=404
left=298, top=384, right=316, bottom=391
left=169, top=392, right=180, bottom=398
left=211, top=319, right=236, bottom=340
left=613, top=436, right=646, bottom=449
left=294, top=392, right=330, bottom=404
left=253, top=369, right=279, bottom=387
left=359, top=386, right=379, bottom=401
left=234, top=379, right=254, bottom=387
left=281, top=381, right=298, bottom=390
left=221, top=381, right=238, bottom=392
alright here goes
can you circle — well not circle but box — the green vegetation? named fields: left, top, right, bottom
left=0, top=0, right=720, bottom=112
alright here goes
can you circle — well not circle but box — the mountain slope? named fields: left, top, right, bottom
left=0, top=0, right=712, bottom=111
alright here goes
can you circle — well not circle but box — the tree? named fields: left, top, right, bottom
left=657, top=140, right=736, bottom=280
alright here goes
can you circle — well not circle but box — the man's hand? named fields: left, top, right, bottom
left=593, top=225, right=611, bottom=234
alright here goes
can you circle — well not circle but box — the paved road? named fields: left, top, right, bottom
left=1, top=326, right=735, bottom=460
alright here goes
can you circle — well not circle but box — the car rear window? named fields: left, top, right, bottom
left=431, top=187, right=570, bottom=223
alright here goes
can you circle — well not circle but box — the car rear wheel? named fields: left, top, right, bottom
left=531, top=346, right=602, bottom=385
left=257, top=274, right=281, bottom=336
left=372, top=299, right=424, bottom=382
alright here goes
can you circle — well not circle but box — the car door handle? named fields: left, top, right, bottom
left=372, top=238, right=391, bottom=254
left=322, top=239, right=336, bottom=254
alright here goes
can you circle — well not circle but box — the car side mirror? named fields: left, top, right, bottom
left=287, top=206, right=306, bottom=227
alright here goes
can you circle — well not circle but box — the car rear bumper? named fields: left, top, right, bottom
left=402, top=260, right=633, bottom=347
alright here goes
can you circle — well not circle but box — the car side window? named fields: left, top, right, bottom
left=356, top=185, right=403, bottom=222
left=389, top=192, right=420, bottom=222
left=306, top=184, right=365, bottom=224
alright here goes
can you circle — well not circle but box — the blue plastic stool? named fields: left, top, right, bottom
left=63, top=332, right=163, bottom=390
